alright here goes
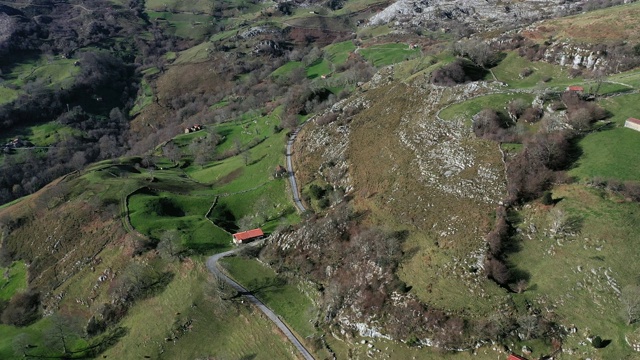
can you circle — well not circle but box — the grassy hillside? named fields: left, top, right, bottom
left=522, top=2, right=640, bottom=43
left=3, top=0, right=640, bottom=358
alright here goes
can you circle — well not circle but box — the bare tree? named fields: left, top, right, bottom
left=242, top=149, right=251, bottom=166
left=43, top=313, right=83, bottom=356
left=517, top=314, right=540, bottom=340
left=162, top=143, right=181, bottom=164
left=158, top=230, right=184, bottom=260
left=621, top=285, right=640, bottom=325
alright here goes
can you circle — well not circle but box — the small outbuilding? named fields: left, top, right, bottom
left=567, top=85, right=584, bottom=92
left=625, top=118, right=640, bottom=132
left=232, top=228, right=264, bottom=245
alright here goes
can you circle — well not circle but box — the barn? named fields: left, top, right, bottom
left=232, top=228, right=264, bottom=245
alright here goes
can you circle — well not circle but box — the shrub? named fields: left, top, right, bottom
left=541, top=191, right=553, bottom=205
left=430, top=59, right=467, bottom=86
left=309, top=184, right=326, bottom=200
left=316, top=112, right=339, bottom=125
left=592, top=335, right=603, bottom=348
left=0, top=290, right=40, bottom=326
left=519, top=107, right=542, bottom=123
left=622, top=182, right=640, bottom=202
left=485, top=257, right=510, bottom=285
left=519, top=68, right=533, bottom=78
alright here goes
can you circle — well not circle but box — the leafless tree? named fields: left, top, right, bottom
left=158, top=230, right=184, bottom=260
left=43, top=313, right=83, bottom=355
left=621, top=285, right=640, bottom=325
left=162, top=143, right=181, bottom=164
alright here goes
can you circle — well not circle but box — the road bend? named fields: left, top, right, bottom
left=206, top=245, right=315, bottom=360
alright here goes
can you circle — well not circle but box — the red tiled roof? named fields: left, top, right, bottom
left=507, top=354, right=528, bottom=360
left=568, top=86, right=584, bottom=91
left=233, top=228, right=264, bottom=241
left=627, top=118, right=640, bottom=125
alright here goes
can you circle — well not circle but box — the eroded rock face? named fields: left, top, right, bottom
left=368, top=0, right=633, bottom=33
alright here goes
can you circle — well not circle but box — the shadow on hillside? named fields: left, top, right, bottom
left=89, top=326, right=129, bottom=357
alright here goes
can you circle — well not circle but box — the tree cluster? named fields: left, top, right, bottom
left=0, top=290, right=40, bottom=327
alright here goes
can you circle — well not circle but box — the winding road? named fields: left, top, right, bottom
left=205, top=245, right=314, bottom=360
left=205, top=121, right=314, bottom=359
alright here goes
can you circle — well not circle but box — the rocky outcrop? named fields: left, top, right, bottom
left=368, top=0, right=633, bottom=33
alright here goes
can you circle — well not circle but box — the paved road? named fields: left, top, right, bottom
left=286, top=127, right=307, bottom=212
left=206, top=245, right=315, bottom=360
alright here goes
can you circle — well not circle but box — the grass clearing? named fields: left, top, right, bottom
left=324, top=40, right=356, bottom=65
left=439, top=93, right=535, bottom=121
left=221, top=256, right=317, bottom=337
left=130, top=77, right=154, bottom=116
left=307, top=59, right=332, bottom=79
left=509, top=184, right=640, bottom=358
left=3, top=54, right=78, bottom=90
left=271, top=61, right=303, bottom=79
left=490, top=51, right=578, bottom=88
left=359, top=43, right=421, bottom=67
left=1, top=121, right=82, bottom=147
left=0, top=319, right=51, bottom=359
left=128, top=189, right=232, bottom=251
left=524, top=2, right=640, bottom=44
left=0, top=86, right=18, bottom=105
left=103, top=260, right=298, bottom=359
left=0, top=261, right=27, bottom=300
left=570, top=93, right=640, bottom=181
left=146, top=11, right=213, bottom=40
left=145, top=0, right=213, bottom=13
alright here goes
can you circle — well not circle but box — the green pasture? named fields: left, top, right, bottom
left=2, top=53, right=78, bottom=90
left=103, top=262, right=298, bottom=359
left=130, top=78, right=154, bottom=116
left=211, top=114, right=277, bottom=154
left=490, top=51, right=579, bottom=88
left=271, top=61, right=303, bottom=79
left=0, top=122, right=81, bottom=147
left=131, top=110, right=296, bottom=247
left=307, top=59, right=332, bottom=79
left=439, top=93, right=535, bottom=122
left=127, top=190, right=231, bottom=251
left=0, top=261, right=27, bottom=301
left=145, top=0, right=213, bottom=14
left=29, top=123, right=81, bottom=146
left=146, top=11, right=213, bottom=40
left=214, top=181, right=298, bottom=233
left=356, top=24, right=392, bottom=39
left=570, top=93, right=640, bottom=181
left=221, top=256, right=316, bottom=337
left=359, top=43, right=421, bottom=67
left=0, top=316, right=91, bottom=359
left=324, top=40, right=356, bottom=65
left=0, top=86, right=18, bottom=105
left=209, top=99, right=229, bottom=110
left=510, top=184, right=640, bottom=359
left=610, top=69, right=640, bottom=88
left=188, top=133, right=286, bottom=190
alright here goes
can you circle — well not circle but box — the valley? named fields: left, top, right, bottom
left=0, top=0, right=640, bottom=359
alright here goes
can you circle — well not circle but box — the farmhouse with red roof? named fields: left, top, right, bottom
left=232, top=228, right=264, bottom=245
left=625, top=118, right=640, bottom=132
